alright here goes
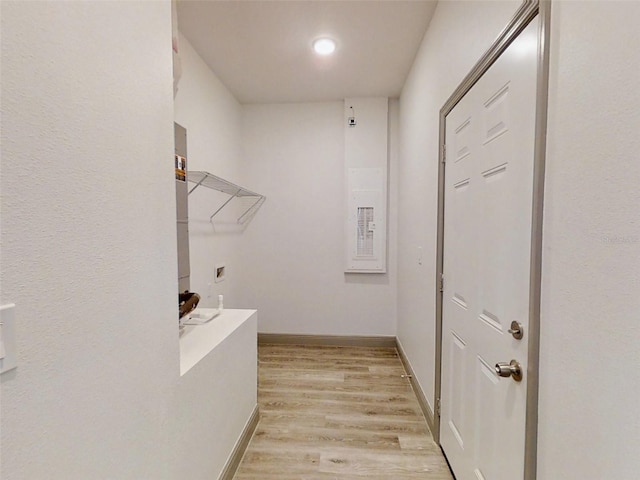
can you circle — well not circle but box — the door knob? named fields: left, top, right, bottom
left=495, top=360, right=523, bottom=382
left=508, top=321, right=524, bottom=340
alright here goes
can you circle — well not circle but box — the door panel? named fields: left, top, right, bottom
left=448, top=330, right=468, bottom=449
left=440, top=17, right=539, bottom=480
left=474, top=354, right=501, bottom=480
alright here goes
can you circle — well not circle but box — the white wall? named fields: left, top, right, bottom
left=1, top=3, right=256, bottom=479
left=239, top=100, right=398, bottom=336
left=538, top=2, right=640, bottom=478
left=174, top=33, right=244, bottom=309
left=398, top=0, right=640, bottom=476
left=396, top=0, right=521, bottom=411
left=0, top=2, right=177, bottom=478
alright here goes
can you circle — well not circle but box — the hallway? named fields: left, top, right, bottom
left=234, top=344, right=453, bottom=479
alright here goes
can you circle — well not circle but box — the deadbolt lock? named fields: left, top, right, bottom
left=495, top=360, right=523, bottom=382
left=508, top=320, right=524, bottom=340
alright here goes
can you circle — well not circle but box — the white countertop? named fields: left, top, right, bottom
left=179, top=308, right=257, bottom=376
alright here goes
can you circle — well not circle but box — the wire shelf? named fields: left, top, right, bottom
left=187, top=170, right=265, bottom=223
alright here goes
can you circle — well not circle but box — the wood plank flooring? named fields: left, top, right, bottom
left=233, top=344, right=454, bottom=479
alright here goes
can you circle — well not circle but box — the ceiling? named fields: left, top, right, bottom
left=176, top=1, right=438, bottom=104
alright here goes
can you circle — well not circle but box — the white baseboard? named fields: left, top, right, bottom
left=395, top=338, right=436, bottom=436
left=218, top=405, right=259, bottom=480
left=258, top=333, right=396, bottom=348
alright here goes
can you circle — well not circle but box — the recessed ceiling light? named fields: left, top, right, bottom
left=313, top=38, right=336, bottom=56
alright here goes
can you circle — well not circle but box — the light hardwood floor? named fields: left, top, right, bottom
left=234, top=344, right=454, bottom=479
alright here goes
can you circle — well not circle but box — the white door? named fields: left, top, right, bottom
left=440, top=18, right=539, bottom=480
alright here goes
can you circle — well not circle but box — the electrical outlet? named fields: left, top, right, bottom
left=1, top=304, right=17, bottom=374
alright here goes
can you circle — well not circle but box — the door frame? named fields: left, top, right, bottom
left=434, top=1, right=551, bottom=479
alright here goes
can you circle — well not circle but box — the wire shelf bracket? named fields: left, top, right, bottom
left=187, top=170, right=265, bottom=224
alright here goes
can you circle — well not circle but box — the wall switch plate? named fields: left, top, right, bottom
left=1, top=304, right=17, bottom=374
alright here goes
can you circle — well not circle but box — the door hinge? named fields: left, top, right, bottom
left=441, top=144, right=447, bottom=164
left=439, top=274, right=445, bottom=293
left=436, top=398, right=441, bottom=417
